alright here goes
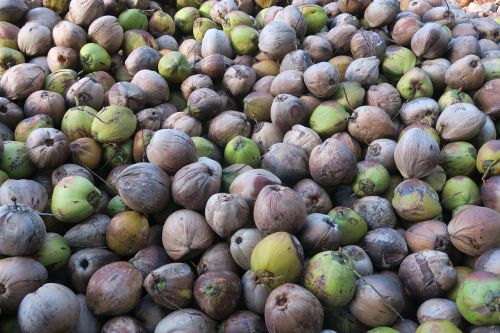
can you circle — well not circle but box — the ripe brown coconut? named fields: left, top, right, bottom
left=143, top=262, right=195, bottom=310
left=229, top=169, right=282, bottom=207
left=399, top=250, right=457, bottom=301
left=208, top=111, right=252, bottom=147
left=219, top=311, right=267, bottom=333
left=172, top=158, right=222, bottom=211
left=205, top=193, right=250, bottom=238
left=67, top=248, right=119, bottom=293
left=293, top=179, right=332, bottom=214
left=162, top=112, right=203, bottom=137
left=270, top=94, right=308, bottom=135
left=0, top=97, right=23, bottom=129
left=481, top=176, right=500, bottom=212
left=25, top=128, right=70, bottom=169
left=73, top=294, right=101, bottom=333
left=265, top=283, right=324, bottom=333
left=0, top=257, right=47, bottom=314
left=309, top=138, right=357, bottom=188
left=0, top=179, right=48, bottom=212
left=241, top=269, right=271, bottom=315
left=24, top=90, right=67, bottom=125
left=194, top=271, right=241, bottom=320
left=155, top=309, right=217, bottom=332
left=253, top=185, right=307, bottom=235
left=348, top=106, right=397, bottom=144
left=133, top=295, right=168, bottom=333
left=0, top=203, right=46, bottom=256
left=146, top=129, right=197, bottom=174
left=18, top=283, right=80, bottom=333
left=361, top=227, right=408, bottom=269
left=197, top=243, right=239, bottom=275
left=129, top=245, right=170, bottom=277
left=252, top=122, right=284, bottom=154
left=63, top=214, right=110, bottom=249
left=230, top=229, right=264, bottom=271
left=101, top=316, right=146, bottom=333
left=448, top=205, right=500, bottom=256
left=405, top=220, right=451, bottom=254
left=283, top=125, right=322, bottom=156
left=131, top=70, right=170, bottom=107
left=107, top=81, right=146, bottom=113
left=116, top=162, right=170, bottom=214
left=353, top=196, right=397, bottom=230
left=299, top=213, right=341, bottom=256
left=417, top=298, right=463, bottom=327
left=86, top=261, right=144, bottom=316
left=161, top=209, right=214, bottom=261
left=261, top=143, right=309, bottom=184
left=0, top=63, right=45, bottom=101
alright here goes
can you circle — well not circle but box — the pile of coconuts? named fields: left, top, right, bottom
left=0, top=0, right=499, bottom=330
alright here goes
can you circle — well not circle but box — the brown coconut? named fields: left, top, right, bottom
left=68, top=248, right=119, bottom=293
left=270, top=94, right=307, bottom=135
left=107, top=82, right=146, bottom=112
left=17, top=22, right=52, bottom=57
left=52, top=20, right=87, bottom=50
left=88, top=15, right=123, bottom=54
left=283, top=125, right=322, bottom=156
left=445, top=54, right=485, bottom=91
left=251, top=122, right=284, bottom=154
left=270, top=70, right=305, bottom=97
left=25, top=128, right=70, bottom=169
left=348, top=106, right=397, bottom=144
left=0, top=64, right=45, bottom=101
left=436, top=103, right=486, bottom=141
left=0, top=179, right=48, bottom=211
left=146, top=129, right=197, bottom=174
left=205, top=193, right=250, bottom=238
left=229, top=169, right=282, bottom=207
left=366, top=83, right=402, bottom=118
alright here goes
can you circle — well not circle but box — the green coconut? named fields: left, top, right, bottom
left=91, top=105, right=137, bottom=144
left=332, top=81, right=366, bottom=113
left=457, top=271, right=500, bottom=325
left=243, top=92, right=273, bottom=122
left=174, top=7, right=200, bottom=34
left=445, top=266, right=472, bottom=301
left=328, top=207, right=368, bottom=246
left=368, top=328, right=400, bottom=333
left=482, top=57, right=500, bottom=81
left=168, top=91, right=187, bottom=110
left=79, top=43, right=111, bottom=73
left=221, top=164, right=253, bottom=192
left=14, top=114, right=53, bottom=142
left=177, top=0, right=203, bottom=9
left=118, top=9, right=148, bottom=31
left=382, top=46, right=417, bottom=81
left=440, top=141, right=477, bottom=177
left=33, top=232, right=71, bottom=270
left=224, top=136, right=261, bottom=168
left=51, top=175, right=101, bottom=223
left=437, top=90, right=473, bottom=113
left=44, top=69, right=78, bottom=95
left=422, top=165, right=447, bottom=193
left=302, top=250, right=356, bottom=307
left=396, top=67, right=433, bottom=100
left=149, top=11, right=175, bottom=37
left=107, top=195, right=130, bottom=217
left=415, top=320, right=462, bottom=333
left=102, top=139, right=134, bottom=169
left=158, top=51, right=192, bottom=84
left=122, top=29, right=158, bottom=56
left=250, top=231, right=304, bottom=289
left=0, top=170, right=9, bottom=185
left=0, top=141, right=35, bottom=179
left=222, top=11, right=257, bottom=34
left=441, top=176, right=480, bottom=211
left=309, top=102, right=349, bottom=137
left=0, top=47, right=24, bottom=75
left=192, top=136, right=221, bottom=161
left=199, top=0, right=214, bottom=18
left=0, top=22, right=19, bottom=50
left=352, top=160, right=390, bottom=197
left=230, top=25, right=259, bottom=56
left=476, top=139, right=500, bottom=176
left=61, top=106, right=98, bottom=141
left=193, top=18, right=218, bottom=43
left=255, top=0, right=278, bottom=9
left=392, top=179, right=442, bottom=222
left=299, top=5, right=327, bottom=35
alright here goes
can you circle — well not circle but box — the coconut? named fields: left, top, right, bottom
left=279, top=50, right=312, bottom=73
left=0, top=257, right=47, bottom=315
left=405, top=220, right=451, bottom=253
left=222, top=65, right=255, bottom=97
left=328, top=56, right=352, bottom=82
left=417, top=298, right=462, bottom=327
left=345, top=56, right=380, bottom=86
left=351, top=161, right=390, bottom=197
left=381, top=46, right=417, bottom=82
left=265, top=283, right=324, bottom=333
left=440, top=141, right=477, bottom=177
left=343, top=245, right=373, bottom=276
left=270, top=70, right=305, bottom=97
left=131, top=70, right=170, bottom=106
left=0, top=63, right=45, bottom=101
left=270, top=94, right=307, bottom=135
left=411, top=23, right=450, bottom=59
left=361, top=227, right=408, bottom=269
left=220, top=311, right=267, bottom=333
left=474, top=80, right=500, bottom=118
left=253, top=60, right=278, bottom=77
left=161, top=209, right=214, bottom=260
left=399, top=250, right=456, bottom=301
left=251, top=122, right=283, bottom=154
left=107, top=82, right=146, bottom=112
left=194, top=271, right=240, bottom=320
left=366, top=84, right=401, bottom=119
left=205, top=193, right=249, bottom=238
left=162, top=112, right=202, bottom=137
left=86, top=262, right=143, bottom=316
left=125, top=47, right=161, bottom=77
left=395, top=128, right=440, bottom=179
left=365, top=139, right=397, bottom=173
left=101, top=317, right=146, bottom=333
left=337, top=0, right=370, bottom=15
left=481, top=176, right=500, bottom=212
left=348, top=106, right=397, bottom=144
left=66, top=78, right=105, bottom=111
left=302, top=62, right=339, bottom=99
left=297, top=213, right=340, bottom=256
left=293, top=179, right=332, bottom=214
left=197, top=243, right=239, bottom=275
left=350, top=30, right=386, bottom=61
left=326, top=24, right=358, bottom=56
left=68, top=248, right=119, bottom=293
left=0, top=141, right=36, bottom=179
left=229, top=169, right=281, bottom=207
left=229, top=228, right=263, bottom=271
left=171, top=158, right=222, bottom=210
left=0, top=47, right=24, bottom=75
left=476, top=140, right=500, bottom=176
left=445, top=55, right=485, bottom=91
left=474, top=248, right=500, bottom=275
left=24, top=90, right=67, bottom=126
left=17, top=23, right=51, bottom=57
left=261, top=143, right=307, bottom=183
left=364, top=0, right=399, bottom=27
left=441, top=176, right=480, bottom=211
left=392, top=179, right=442, bottom=221
left=258, top=22, right=297, bottom=60
left=240, top=269, right=271, bottom=315
left=195, top=54, right=234, bottom=80
left=0, top=97, right=23, bottom=129
left=397, top=67, right=434, bottom=100
left=224, top=136, right=261, bottom=167
left=250, top=232, right=304, bottom=289
left=448, top=205, right=500, bottom=256
left=0, top=179, right=48, bottom=211
left=79, top=43, right=111, bottom=73
left=18, top=283, right=80, bottom=333
left=52, top=21, right=86, bottom=50
left=421, top=58, right=451, bottom=93
left=155, top=309, right=217, bottom=333
left=436, top=103, right=486, bottom=141
left=0, top=21, right=20, bottom=50
left=146, top=129, right=197, bottom=174
left=399, top=98, right=440, bottom=127
left=0, top=0, right=28, bottom=23
left=91, top=105, right=136, bottom=144
left=44, top=69, right=79, bottom=96
left=353, top=196, right=396, bottom=230
left=350, top=274, right=405, bottom=327
left=133, top=296, right=168, bottom=333
left=70, top=137, right=102, bottom=170
left=24, top=128, right=70, bottom=170
left=129, top=245, right=170, bottom=277
left=282, top=125, right=321, bottom=157
left=14, top=115, right=54, bottom=143
left=46, top=47, right=79, bottom=72
left=302, top=36, right=332, bottom=63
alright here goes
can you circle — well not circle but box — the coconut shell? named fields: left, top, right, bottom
left=350, top=30, right=386, bottom=61
left=348, top=106, right=397, bottom=144
left=395, top=128, right=440, bottom=179
left=448, top=205, right=500, bottom=256
left=436, top=103, right=486, bottom=141
left=0, top=64, right=45, bottom=101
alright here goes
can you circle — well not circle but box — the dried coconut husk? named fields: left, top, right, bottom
left=394, top=127, right=440, bottom=179
left=146, top=129, right=197, bottom=174
left=421, top=58, right=451, bottom=92
left=399, top=97, right=440, bottom=127
left=24, top=90, right=66, bottom=125
left=252, top=122, right=284, bottom=154
left=337, top=0, right=370, bottom=15
left=130, top=70, right=169, bottom=107
left=195, top=54, right=235, bottom=80
left=107, top=82, right=146, bottom=112
left=283, top=124, right=322, bottom=156
left=17, top=22, right=51, bottom=57
left=270, top=70, right=305, bottom=97
left=0, top=179, right=48, bottom=211
left=0, top=64, right=45, bottom=101
left=181, top=74, right=213, bottom=99
left=474, top=79, right=500, bottom=118
left=436, top=103, right=486, bottom=141
left=47, top=47, right=79, bottom=72
left=25, top=7, right=62, bottom=30
left=162, top=112, right=202, bottom=137
left=366, top=83, right=401, bottom=118
left=447, top=36, right=480, bottom=64
left=25, top=128, right=70, bottom=169
left=331, top=132, right=362, bottom=161
left=0, top=0, right=28, bottom=23
left=279, top=50, right=313, bottom=73
left=303, top=62, right=339, bottom=99
left=258, top=21, right=298, bottom=60
left=350, top=30, right=386, bottom=61
left=391, top=15, right=424, bottom=47
left=223, top=65, right=256, bottom=97
left=261, top=143, right=309, bottom=184
left=274, top=5, right=307, bottom=40
left=345, top=56, right=380, bottom=86
left=208, top=111, right=252, bottom=147
left=65, top=78, right=105, bottom=110
left=445, top=55, right=485, bottom=92
left=125, top=46, right=161, bottom=76
left=364, top=0, right=399, bottom=28
left=411, top=22, right=450, bottom=59
left=302, top=36, right=333, bottom=63
left=52, top=20, right=87, bottom=50
left=67, top=0, right=105, bottom=28
left=0, top=97, right=23, bottom=129
left=348, top=106, right=397, bottom=144
left=326, top=24, right=358, bottom=55
left=270, top=94, right=307, bottom=135
left=136, top=109, right=166, bottom=131
left=201, top=29, right=233, bottom=58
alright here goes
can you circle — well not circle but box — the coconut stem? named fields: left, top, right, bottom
left=482, top=158, right=500, bottom=184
